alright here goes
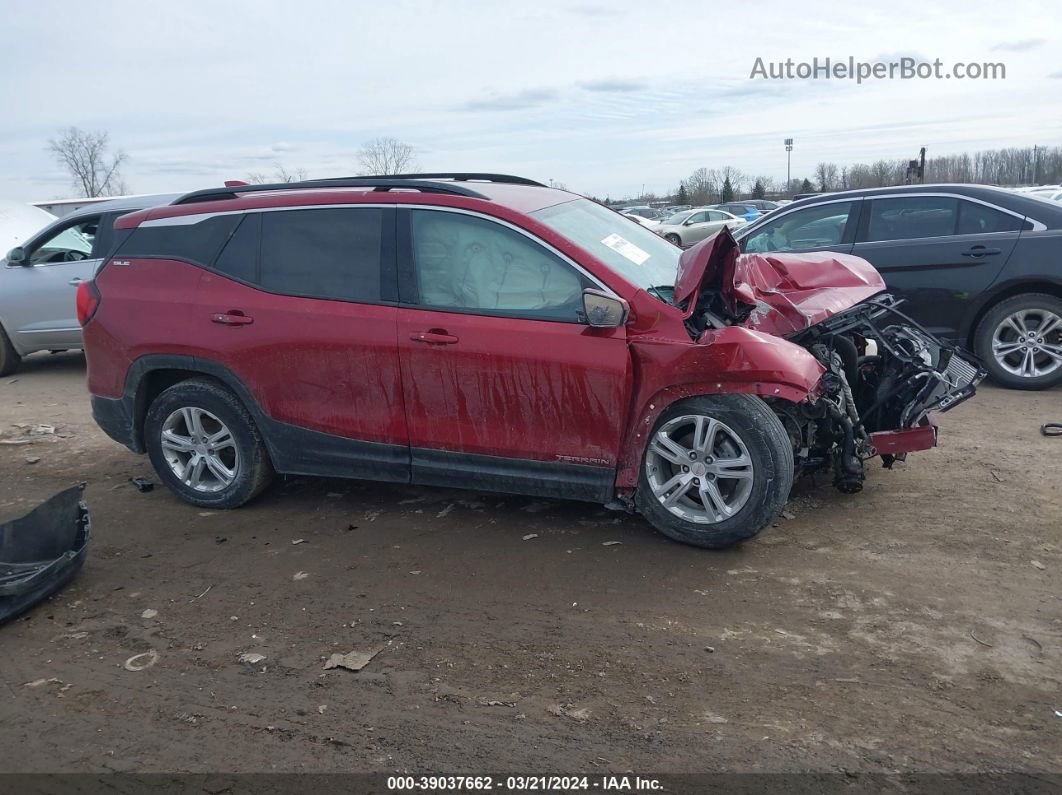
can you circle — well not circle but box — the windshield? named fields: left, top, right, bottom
left=532, top=198, right=680, bottom=295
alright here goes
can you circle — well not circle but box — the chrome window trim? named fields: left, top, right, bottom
left=138, top=202, right=616, bottom=297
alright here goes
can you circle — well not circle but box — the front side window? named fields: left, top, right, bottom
left=865, top=197, right=958, bottom=242
left=28, top=218, right=98, bottom=265
left=684, top=211, right=709, bottom=225
left=743, top=201, right=855, bottom=253
left=410, top=210, right=587, bottom=321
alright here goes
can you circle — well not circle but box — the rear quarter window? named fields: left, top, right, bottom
left=116, top=214, right=240, bottom=266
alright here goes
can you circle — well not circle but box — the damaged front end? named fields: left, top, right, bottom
left=776, top=297, right=984, bottom=492
left=676, top=229, right=985, bottom=493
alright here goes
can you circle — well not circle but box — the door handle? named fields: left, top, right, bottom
left=410, top=330, right=459, bottom=345
left=211, top=311, right=254, bottom=326
left=68, top=277, right=83, bottom=286
left=961, top=245, right=1001, bottom=257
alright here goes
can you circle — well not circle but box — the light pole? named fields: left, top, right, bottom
left=784, top=138, right=793, bottom=193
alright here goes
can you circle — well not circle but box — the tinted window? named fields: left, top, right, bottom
left=212, top=213, right=260, bottom=283
left=411, top=210, right=587, bottom=322
left=118, top=214, right=240, bottom=266
left=866, top=197, right=958, bottom=242
left=743, top=201, right=855, bottom=253
left=259, top=208, right=382, bottom=301
left=957, top=201, right=1021, bottom=235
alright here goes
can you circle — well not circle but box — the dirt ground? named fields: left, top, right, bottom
left=0, top=351, right=1059, bottom=776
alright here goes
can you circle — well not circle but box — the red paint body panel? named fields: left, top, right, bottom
left=869, top=418, right=938, bottom=456
left=191, top=271, right=406, bottom=444
left=614, top=323, right=826, bottom=488
left=396, top=308, right=630, bottom=464
left=673, top=229, right=886, bottom=335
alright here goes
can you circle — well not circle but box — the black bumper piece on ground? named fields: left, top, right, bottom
left=0, top=486, right=91, bottom=626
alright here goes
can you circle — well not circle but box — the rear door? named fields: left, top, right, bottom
left=185, top=206, right=408, bottom=480
left=395, top=207, right=631, bottom=501
left=2, top=214, right=105, bottom=351
left=852, top=195, right=1019, bottom=339
left=680, top=210, right=716, bottom=245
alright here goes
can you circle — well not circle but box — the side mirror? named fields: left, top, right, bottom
left=582, top=288, right=629, bottom=328
left=6, top=247, right=26, bottom=265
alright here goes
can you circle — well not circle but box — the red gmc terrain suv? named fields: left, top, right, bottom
left=79, top=174, right=983, bottom=548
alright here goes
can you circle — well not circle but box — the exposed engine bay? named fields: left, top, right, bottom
left=775, top=295, right=985, bottom=492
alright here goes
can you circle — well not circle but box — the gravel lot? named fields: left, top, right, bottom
left=1, top=352, right=1059, bottom=775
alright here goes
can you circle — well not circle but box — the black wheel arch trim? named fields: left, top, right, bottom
left=963, top=276, right=1062, bottom=346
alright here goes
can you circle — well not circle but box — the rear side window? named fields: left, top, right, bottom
left=117, top=214, right=240, bottom=266
left=957, top=201, right=1021, bottom=235
left=865, top=197, right=958, bottom=242
left=259, top=208, right=382, bottom=302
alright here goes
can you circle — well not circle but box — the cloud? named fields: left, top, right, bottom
left=579, top=78, right=644, bottom=93
left=1049, top=71, right=1062, bottom=79
left=461, top=88, right=558, bottom=112
left=569, top=3, right=622, bottom=16
left=990, top=38, right=1045, bottom=51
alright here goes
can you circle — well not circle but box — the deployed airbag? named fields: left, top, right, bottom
left=0, top=486, right=90, bottom=626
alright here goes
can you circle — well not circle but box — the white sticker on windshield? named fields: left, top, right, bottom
left=601, top=233, right=650, bottom=266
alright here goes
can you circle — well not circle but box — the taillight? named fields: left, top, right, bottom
left=76, top=279, right=101, bottom=326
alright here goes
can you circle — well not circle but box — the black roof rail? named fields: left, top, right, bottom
left=172, top=178, right=490, bottom=206
left=328, top=173, right=548, bottom=188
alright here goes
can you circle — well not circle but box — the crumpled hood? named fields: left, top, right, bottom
left=673, top=228, right=887, bottom=336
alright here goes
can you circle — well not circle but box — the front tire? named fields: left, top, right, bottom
left=635, top=394, right=794, bottom=549
left=974, top=293, right=1062, bottom=390
left=0, top=325, right=21, bottom=377
left=144, top=378, right=274, bottom=508
left=664, top=233, right=682, bottom=247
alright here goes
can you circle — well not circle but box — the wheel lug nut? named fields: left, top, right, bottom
left=682, top=465, right=689, bottom=472
left=692, top=478, right=699, bottom=486
left=688, top=451, right=697, bottom=460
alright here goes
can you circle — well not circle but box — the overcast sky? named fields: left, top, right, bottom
left=2, top=0, right=1060, bottom=202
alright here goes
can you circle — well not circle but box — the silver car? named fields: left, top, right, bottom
left=0, top=194, right=176, bottom=375
left=655, top=207, right=747, bottom=248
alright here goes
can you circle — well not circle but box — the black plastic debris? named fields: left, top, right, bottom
left=129, top=477, right=155, bottom=493
left=0, top=486, right=91, bottom=626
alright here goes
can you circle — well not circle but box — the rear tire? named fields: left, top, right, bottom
left=0, top=325, right=21, bottom=377
left=635, top=394, right=794, bottom=549
left=665, top=233, right=682, bottom=247
left=974, top=293, right=1062, bottom=390
left=144, top=378, right=274, bottom=508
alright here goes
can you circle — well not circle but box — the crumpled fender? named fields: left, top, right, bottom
left=615, top=326, right=824, bottom=488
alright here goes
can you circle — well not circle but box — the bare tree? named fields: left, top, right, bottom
left=47, top=126, right=128, bottom=197
left=815, top=162, right=839, bottom=192
left=684, top=168, right=716, bottom=205
left=246, top=164, right=309, bottom=184
left=356, top=137, right=417, bottom=175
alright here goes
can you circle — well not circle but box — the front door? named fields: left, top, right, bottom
left=3, top=214, right=104, bottom=352
left=395, top=207, right=631, bottom=502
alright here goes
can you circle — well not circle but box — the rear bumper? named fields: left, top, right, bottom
left=91, top=395, right=140, bottom=452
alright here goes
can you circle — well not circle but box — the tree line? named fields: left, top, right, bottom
left=601, top=145, right=1062, bottom=206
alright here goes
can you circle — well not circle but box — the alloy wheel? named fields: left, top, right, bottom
left=160, top=407, right=240, bottom=492
left=992, top=309, right=1062, bottom=379
left=645, top=414, right=755, bottom=524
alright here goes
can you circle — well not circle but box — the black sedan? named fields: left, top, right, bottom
left=733, top=184, right=1062, bottom=389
